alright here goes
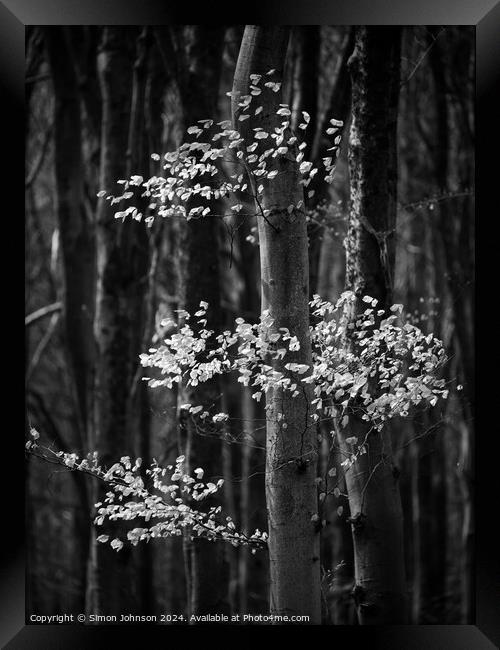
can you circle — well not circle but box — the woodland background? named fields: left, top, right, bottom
left=25, top=25, right=474, bottom=624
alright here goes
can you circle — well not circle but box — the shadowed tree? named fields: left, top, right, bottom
left=338, top=26, right=407, bottom=625
left=88, top=26, right=149, bottom=616
left=156, top=25, right=231, bottom=617
left=43, top=26, right=95, bottom=614
left=232, top=25, right=321, bottom=624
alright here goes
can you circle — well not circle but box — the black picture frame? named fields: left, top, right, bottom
left=6, top=1, right=498, bottom=647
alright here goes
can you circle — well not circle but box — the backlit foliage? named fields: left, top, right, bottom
left=27, top=70, right=449, bottom=553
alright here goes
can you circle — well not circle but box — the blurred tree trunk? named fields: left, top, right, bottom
left=340, top=26, right=407, bottom=625
left=237, top=225, right=261, bottom=613
left=428, top=30, right=474, bottom=419
left=43, top=26, right=94, bottom=615
left=309, top=28, right=354, bottom=298
left=127, top=26, right=155, bottom=615
left=44, top=27, right=95, bottom=453
left=428, top=27, right=474, bottom=623
left=88, top=26, right=148, bottom=616
left=233, top=25, right=321, bottom=624
left=162, top=25, right=230, bottom=617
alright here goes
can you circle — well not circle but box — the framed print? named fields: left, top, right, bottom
left=4, top=0, right=497, bottom=647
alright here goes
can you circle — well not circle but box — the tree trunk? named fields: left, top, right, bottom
left=44, top=27, right=95, bottom=446
left=170, top=26, right=230, bottom=617
left=43, top=26, right=94, bottom=616
left=88, top=26, right=148, bottom=616
left=236, top=200, right=261, bottom=613
left=232, top=25, right=321, bottom=624
left=341, top=26, right=407, bottom=625
left=309, top=28, right=354, bottom=299
left=428, top=30, right=474, bottom=622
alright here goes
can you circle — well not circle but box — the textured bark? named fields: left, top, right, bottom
left=88, top=27, right=148, bottom=616
left=233, top=26, right=321, bottom=623
left=342, top=27, right=407, bottom=625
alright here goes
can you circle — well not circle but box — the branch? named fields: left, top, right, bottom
left=27, top=441, right=267, bottom=549
left=400, top=27, right=445, bottom=87
left=25, top=302, right=62, bottom=327
left=25, top=312, right=60, bottom=382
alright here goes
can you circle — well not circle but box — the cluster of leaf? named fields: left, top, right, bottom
left=25, top=429, right=268, bottom=552
left=307, top=292, right=448, bottom=427
left=141, top=292, right=449, bottom=436
left=96, top=69, right=343, bottom=226
left=141, top=300, right=303, bottom=407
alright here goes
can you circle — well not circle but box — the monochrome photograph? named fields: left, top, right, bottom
left=25, top=24, right=475, bottom=628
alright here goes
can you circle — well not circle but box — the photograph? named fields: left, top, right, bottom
left=24, top=23, right=476, bottom=628
left=9, top=4, right=496, bottom=643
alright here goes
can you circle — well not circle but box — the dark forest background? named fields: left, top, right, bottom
left=25, top=25, right=474, bottom=624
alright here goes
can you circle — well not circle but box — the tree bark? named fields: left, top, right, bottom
left=88, top=26, right=148, bottom=616
left=341, top=26, right=407, bottom=625
left=233, top=25, right=321, bottom=624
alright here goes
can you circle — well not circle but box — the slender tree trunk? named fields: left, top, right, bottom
left=169, top=26, right=230, bottom=617
left=428, top=30, right=474, bottom=419
left=340, top=26, right=407, bottom=625
left=309, top=28, right=354, bottom=298
left=238, top=386, right=254, bottom=613
left=89, top=26, right=148, bottom=616
left=233, top=25, right=321, bottom=624
left=428, top=31, right=474, bottom=622
left=43, top=27, right=94, bottom=616
left=44, top=27, right=95, bottom=446
left=127, top=27, right=155, bottom=616
left=236, top=205, right=261, bottom=613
